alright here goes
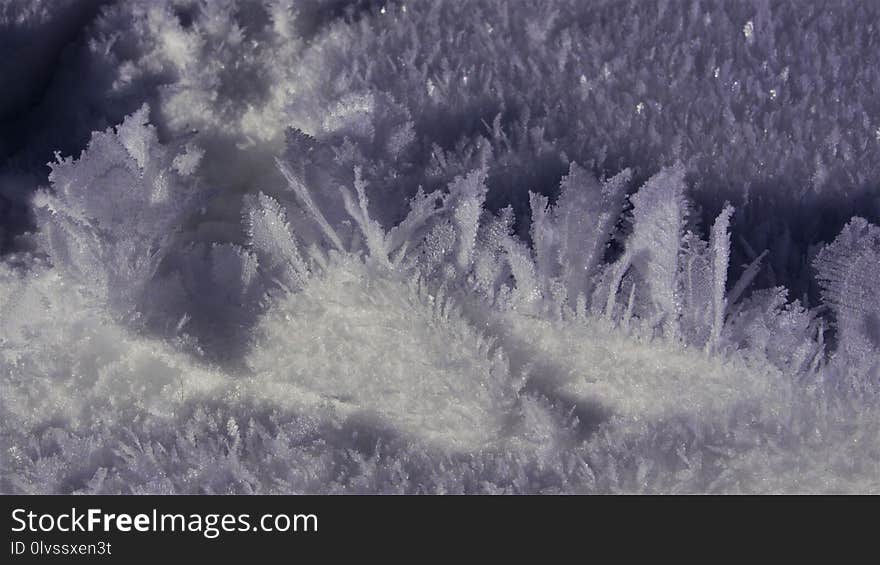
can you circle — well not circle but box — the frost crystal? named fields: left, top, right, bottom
left=814, top=218, right=880, bottom=365
left=32, top=105, right=202, bottom=316
left=625, top=165, right=689, bottom=333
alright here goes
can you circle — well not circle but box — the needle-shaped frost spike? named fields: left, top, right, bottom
left=339, top=167, right=391, bottom=265
left=529, top=191, right=553, bottom=285
left=448, top=168, right=489, bottom=272
left=707, top=203, right=734, bottom=353
left=557, top=164, right=631, bottom=307
left=243, top=192, right=309, bottom=288
left=627, top=164, right=689, bottom=335
left=529, top=164, right=631, bottom=308
left=276, top=157, right=346, bottom=253
left=385, top=188, right=446, bottom=260
left=727, top=250, right=768, bottom=308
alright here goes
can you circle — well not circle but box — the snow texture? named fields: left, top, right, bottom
left=1, top=0, right=880, bottom=493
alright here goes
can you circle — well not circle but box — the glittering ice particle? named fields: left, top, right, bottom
left=743, top=20, right=754, bottom=43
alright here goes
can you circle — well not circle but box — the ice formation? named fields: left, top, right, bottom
left=1, top=0, right=879, bottom=493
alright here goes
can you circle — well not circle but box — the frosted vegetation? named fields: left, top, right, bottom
left=1, top=0, right=879, bottom=493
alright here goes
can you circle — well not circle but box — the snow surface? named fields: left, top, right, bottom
left=1, top=0, right=879, bottom=493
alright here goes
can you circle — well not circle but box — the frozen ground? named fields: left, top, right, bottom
left=1, top=0, right=879, bottom=493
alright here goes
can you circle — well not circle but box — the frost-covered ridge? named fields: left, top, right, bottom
left=1, top=0, right=879, bottom=493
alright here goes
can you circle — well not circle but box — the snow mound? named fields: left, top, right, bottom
left=246, top=255, right=520, bottom=452
left=0, top=261, right=226, bottom=438
left=495, top=312, right=788, bottom=424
